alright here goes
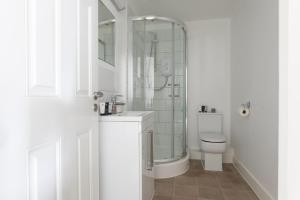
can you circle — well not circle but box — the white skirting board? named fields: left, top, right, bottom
left=189, top=147, right=234, bottom=163
left=233, top=157, right=274, bottom=200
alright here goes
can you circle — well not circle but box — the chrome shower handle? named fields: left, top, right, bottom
left=169, top=94, right=180, bottom=98
left=169, top=83, right=181, bottom=98
left=168, top=83, right=180, bottom=87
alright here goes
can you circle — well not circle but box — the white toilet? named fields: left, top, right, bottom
left=197, top=113, right=226, bottom=171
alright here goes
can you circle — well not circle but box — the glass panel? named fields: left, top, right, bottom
left=173, top=25, right=186, bottom=159
left=129, top=18, right=186, bottom=163
left=146, top=20, right=173, bottom=161
left=131, top=20, right=146, bottom=111
left=98, top=0, right=115, bottom=65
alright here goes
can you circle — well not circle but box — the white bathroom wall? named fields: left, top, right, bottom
left=231, top=0, right=278, bottom=199
left=186, top=19, right=232, bottom=162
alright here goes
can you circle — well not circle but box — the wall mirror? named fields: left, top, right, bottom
left=98, top=0, right=115, bottom=66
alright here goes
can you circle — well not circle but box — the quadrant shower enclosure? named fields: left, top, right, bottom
left=128, top=16, right=187, bottom=165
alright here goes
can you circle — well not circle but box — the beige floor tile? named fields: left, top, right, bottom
left=156, top=177, right=175, bottom=184
left=174, top=185, right=199, bottom=197
left=222, top=164, right=238, bottom=173
left=196, top=174, right=218, bottom=188
left=175, top=175, right=197, bottom=185
left=198, top=187, right=224, bottom=200
left=216, top=171, right=243, bottom=181
left=190, top=160, right=204, bottom=170
left=173, top=196, right=199, bottom=200
left=214, top=171, right=240, bottom=179
left=222, top=189, right=254, bottom=200
left=155, top=182, right=174, bottom=197
left=216, top=173, right=249, bottom=191
left=183, top=169, right=205, bottom=177
left=218, top=179, right=249, bottom=191
left=153, top=195, right=173, bottom=200
left=154, top=161, right=259, bottom=200
left=246, top=190, right=260, bottom=200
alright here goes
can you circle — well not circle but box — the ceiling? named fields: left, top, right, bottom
left=128, top=0, right=233, bottom=22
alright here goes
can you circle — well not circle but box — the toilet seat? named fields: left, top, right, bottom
left=199, top=132, right=226, bottom=143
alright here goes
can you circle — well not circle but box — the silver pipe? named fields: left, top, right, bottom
left=184, top=26, right=188, bottom=157
left=171, top=22, right=175, bottom=159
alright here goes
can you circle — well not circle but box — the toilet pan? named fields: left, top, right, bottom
left=199, top=133, right=226, bottom=153
left=200, top=140, right=226, bottom=153
left=199, top=132, right=226, bottom=171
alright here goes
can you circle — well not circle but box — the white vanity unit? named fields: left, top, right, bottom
left=98, top=111, right=155, bottom=200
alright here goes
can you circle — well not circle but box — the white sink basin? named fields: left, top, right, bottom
left=116, top=111, right=146, bottom=116
left=99, top=111, right=154, bottom=122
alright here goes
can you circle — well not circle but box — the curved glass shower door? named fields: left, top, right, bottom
left=128, top=17, right=186, bottom=163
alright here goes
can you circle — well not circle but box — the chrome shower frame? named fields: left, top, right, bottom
left=129, top=16, right=188, bottom=164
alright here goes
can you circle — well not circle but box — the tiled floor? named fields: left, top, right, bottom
left=154, top=160, right=259, bottom=200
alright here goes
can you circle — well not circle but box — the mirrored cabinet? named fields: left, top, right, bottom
left=98, top=0, right=115, bottom=66
left=97, top=0, right=127, bottom=93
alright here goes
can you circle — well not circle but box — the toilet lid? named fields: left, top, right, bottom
left=199, top=132, right=226, bottom=143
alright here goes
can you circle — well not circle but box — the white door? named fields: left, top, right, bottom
left=0, top=0, right=99, bottom=199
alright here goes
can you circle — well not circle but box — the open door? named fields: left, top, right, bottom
left=0, top=0, right=100, bottom=199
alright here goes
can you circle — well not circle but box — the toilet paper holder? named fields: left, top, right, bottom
left=241, top=101, right=251, bottom=109
left=239, top=101, right=251, bottom=117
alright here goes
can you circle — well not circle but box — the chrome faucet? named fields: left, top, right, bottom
left=111, top=94, right=123, bottom=103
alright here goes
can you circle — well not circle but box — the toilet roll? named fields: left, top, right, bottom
left=239, top=106, right=250, bottom=117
